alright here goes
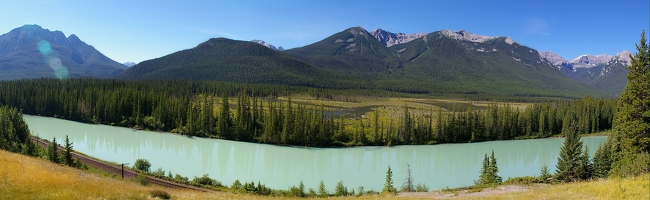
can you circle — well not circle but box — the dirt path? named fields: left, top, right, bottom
left=396, top=185, right=531, bottom=199
left=31, top=137, right=212, bottom=192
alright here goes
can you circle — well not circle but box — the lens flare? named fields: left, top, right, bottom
left=54, top=67, right=69, bottom=79
left=38, top=40, right=52, bottom=55
left=48, top=57, right=62, bottom=70
left=37, top=40, right=68, bottom=79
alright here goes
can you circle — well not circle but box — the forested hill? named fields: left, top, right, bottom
left=119, top=27, right=612, bottom=99
left=117, top=38, right=355, bottom=89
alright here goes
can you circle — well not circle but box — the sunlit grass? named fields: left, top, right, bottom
left=463, top=175, right=649, bottom=200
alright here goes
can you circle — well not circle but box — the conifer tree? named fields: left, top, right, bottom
left=318, top=180, right=328, bottom=197
left=383, top=166, right=396, bottom=193
left=335, top=180, right=347, bottom=196
left=608, top=30, right=650, bottom=177
left=489, top=150, right=502, bottom=183
left=63, top=135, right=74, bottom=166
left=555, top=121, right=585, bottom=182
left=478, top=153, right=490, bottom=184
left=47, top=137, right=59, bottom=163
left=539, top=163, right=551, bottom=183
left=477, top=150, right=501, bottom=185
left=592, top=141, right=612, bottom=178
left=218, top=94, right=232, bottom=139
left=579, top=146, right=593, bottom=180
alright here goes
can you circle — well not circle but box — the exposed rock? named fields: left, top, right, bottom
left=441, top=30, right=513, bottom=44
left=370, top=29, right=426, bottom=47
left=251, top=39, right=284, bottom=51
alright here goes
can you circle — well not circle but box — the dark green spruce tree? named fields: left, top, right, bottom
left=477, top=150, right=501, bottom=185
left=555, top=121, right=587, bottom=182
left=47, top=137, right=59, bottom=163
left=63, top=135, right=74, bottom=166
left=592, top=140, right=612, bottom=178
left=607, top=30, right=650, bottom=177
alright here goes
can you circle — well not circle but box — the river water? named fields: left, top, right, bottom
left=24, top=115, right=606, bottom=191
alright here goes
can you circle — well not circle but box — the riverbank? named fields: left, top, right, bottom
left=2, top=149, right=647, bottom=199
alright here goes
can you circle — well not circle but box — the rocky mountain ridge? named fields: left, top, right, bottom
left=540, top=50, right=631, bottom=96
left=369, top=29, right=426, bottom=47
left=540, top=50, right=631, bottom=70
left=0, top=24, right=126, bottom=80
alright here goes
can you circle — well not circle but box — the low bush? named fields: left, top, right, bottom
left=150, top=190, right=171, bottom=199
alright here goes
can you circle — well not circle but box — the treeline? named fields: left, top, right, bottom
left=432, top=98, right=615, bottom=144
left=0, top=79, right=615, bottom=146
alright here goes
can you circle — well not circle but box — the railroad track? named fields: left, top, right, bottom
left=31, top=137, right=212, bottom=192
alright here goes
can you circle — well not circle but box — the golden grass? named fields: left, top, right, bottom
left=2, top=149, right=647, bottom=200
left=0, top=149, right=387, bottom=200
left=458, top=175, right=650, bottom=200
left=0, top=150, right=153, bottom=200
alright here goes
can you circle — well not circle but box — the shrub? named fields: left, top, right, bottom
left=150, top=190, right=171, bottom=199
left=415, top=183, right=429, bottom=192
left=191, top=174, right=218, bottom=186
left=136, top=173, right=149, bottom=186
left=503, top=176, right=543, bottom=185
left=133, top=158, right=151, bottom=172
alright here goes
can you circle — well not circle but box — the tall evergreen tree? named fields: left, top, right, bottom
left=608, top=30, right=650, bottom=177
left=555, top=121, right=585, bottom=182
left=47, top=137, right=59, bottom=163
left=592, top=140, right=612, bottom=178
left=383, top=166, right=396, bottom=193
left=489, top=150, right=502, bottom=183
left=63, top=135, right=74, bottom=166
left=218, top=94, right=232, bottom=139
left=477, top=150, right=501, bottom=185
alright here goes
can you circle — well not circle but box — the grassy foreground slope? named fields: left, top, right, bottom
left=478, top=175, right=649, bottom=200
left=1, top=149, right=648, bottom=199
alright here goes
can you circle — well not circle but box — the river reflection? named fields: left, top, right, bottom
left=25, top=115, right=606, bottom=191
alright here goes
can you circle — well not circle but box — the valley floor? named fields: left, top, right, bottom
left=1, top=149, right=648, bottom=199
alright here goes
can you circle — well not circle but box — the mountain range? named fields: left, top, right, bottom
left=0, top=25, right=126, bottom=80
left=0, top=25, right=630, bottom=98
left=120, top=27, right=612, bottom=98
left=539, top=50, right=630, bottom=96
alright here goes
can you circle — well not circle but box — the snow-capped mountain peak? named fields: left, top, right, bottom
left=252, top=39, right=284, bottom=51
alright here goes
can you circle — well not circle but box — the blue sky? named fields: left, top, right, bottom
left=2, top=0, right=648, bottom=63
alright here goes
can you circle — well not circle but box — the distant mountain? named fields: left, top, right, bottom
left=382, top=29, right=607, bottom=97
left=119, top=27, right=610, bottom=98
left=252, top=40, right=284, bottom=51
left=0, top=25, right=127, bottom=80
left=370, top=29, right=426, bottom=47
left=287, top=27, right=402, bottom=77
left=122, top=62, right=137, bottom=67
left=118, top=38, right=351, bottom=88
left=540, top=50, right=630, bottom=96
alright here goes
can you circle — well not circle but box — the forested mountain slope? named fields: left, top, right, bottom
left=119, top=27, right=611, bottom=98
left=118, top=38, right=353, bottom=88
